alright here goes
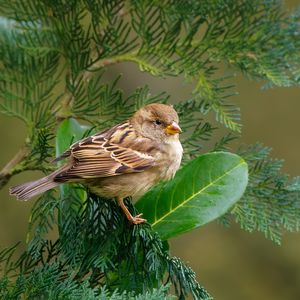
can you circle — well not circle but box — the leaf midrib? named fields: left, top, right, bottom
left=152, top=160, right=246, bottom=227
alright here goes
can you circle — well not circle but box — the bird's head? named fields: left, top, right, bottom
left=130, top=103, right=182, bottom=142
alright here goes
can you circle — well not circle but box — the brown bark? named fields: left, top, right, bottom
left=0, top=147, right=28, bottom=189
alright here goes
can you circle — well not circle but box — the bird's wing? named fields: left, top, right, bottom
left=52, top=126, right=112, bottom=163
left=54, top=122, right=156, bottom=181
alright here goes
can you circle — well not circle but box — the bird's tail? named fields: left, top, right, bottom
left=9, top=175, right=59, bottom=201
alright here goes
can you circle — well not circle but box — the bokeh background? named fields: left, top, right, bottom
left=1, top=1, right=300, bottom=299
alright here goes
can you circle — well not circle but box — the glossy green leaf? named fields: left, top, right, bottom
left=136, top=152, right=248, bottom=240
left=56, top=118, right=90, bottom=199
left=56, top=117, right=90, bottom=159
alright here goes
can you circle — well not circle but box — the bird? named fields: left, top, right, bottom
left=10, top=103, right=183, bottom=224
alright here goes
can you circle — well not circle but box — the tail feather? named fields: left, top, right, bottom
left=10, top=175, right=59, bottom=200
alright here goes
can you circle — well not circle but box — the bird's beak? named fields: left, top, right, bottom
left=165, top=121, right=182, bottom=135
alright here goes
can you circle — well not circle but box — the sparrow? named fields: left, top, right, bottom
left=10, top=103, right=183, bottom=224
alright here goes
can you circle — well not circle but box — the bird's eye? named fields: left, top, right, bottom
left=155, top=119, right=162, bottom=125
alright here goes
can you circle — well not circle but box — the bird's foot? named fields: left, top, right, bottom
left=117, top=197, right=147, bottom=225
left=131, top=213, right=147, bottom=225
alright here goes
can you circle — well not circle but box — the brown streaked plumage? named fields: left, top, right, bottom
left=10, top=103, right=183, bottom=224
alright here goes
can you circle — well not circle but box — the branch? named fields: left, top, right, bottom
left=0, top=147, right=29, bottom=189
left=83, top=52, right=139, bottom=81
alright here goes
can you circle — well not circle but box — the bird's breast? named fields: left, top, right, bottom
left=157, top=139, right=183, bottom=181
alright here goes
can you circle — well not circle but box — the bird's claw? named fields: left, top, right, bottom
left=131, top=213, right=147, bottom=224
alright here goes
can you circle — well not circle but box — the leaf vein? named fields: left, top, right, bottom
left=152, top=161, right=246, bottom=227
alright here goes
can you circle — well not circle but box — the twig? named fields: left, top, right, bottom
left=82, top=52, right=138, bottom=81
left=0, top=147, right=29, bottom=189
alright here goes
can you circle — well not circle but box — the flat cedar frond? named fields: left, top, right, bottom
left=228, top=144, right=300, bottom=245
left=1, top=192, right=211, bottom=300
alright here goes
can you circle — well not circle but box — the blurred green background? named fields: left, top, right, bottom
left=1, top=1, right=300, bottom=299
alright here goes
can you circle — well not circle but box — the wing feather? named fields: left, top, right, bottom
left=54, top=122, right=156, bottom=181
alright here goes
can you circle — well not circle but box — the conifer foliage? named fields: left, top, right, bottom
left=0, top=1, right=300, bottom=299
